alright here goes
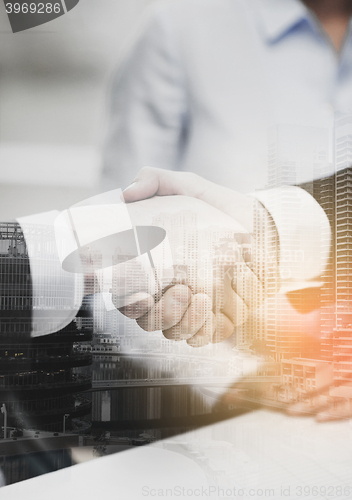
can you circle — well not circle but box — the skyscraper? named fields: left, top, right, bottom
left=329, top=114, right=352, bottom=399
left=0, top=222, right=92, bottom=432
left=263, top=124, right=331, bottom=360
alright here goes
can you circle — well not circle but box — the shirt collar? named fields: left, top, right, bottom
left=252, top=0, right=309, bottom=43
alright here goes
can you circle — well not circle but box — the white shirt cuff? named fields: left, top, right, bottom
left=253, top=186, right=331, bottom=293
left=17, top=211, right=84, bottom=338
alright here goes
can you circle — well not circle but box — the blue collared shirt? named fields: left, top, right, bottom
left=253, top=0, right=352, bottom=119
left=102, top=0, right=352, bottom=193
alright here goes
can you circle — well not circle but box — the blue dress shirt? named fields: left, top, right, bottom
left=102, top=0, right=352, bottom=193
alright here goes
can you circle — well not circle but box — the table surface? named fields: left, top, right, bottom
left=2, top=409, right=352, bottom=500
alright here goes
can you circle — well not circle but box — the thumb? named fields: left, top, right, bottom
left=122, top=166, right=255, bottom=232
left=122, top=167, right=162, bottom=202
left=122, top=166, right=209, bottom=202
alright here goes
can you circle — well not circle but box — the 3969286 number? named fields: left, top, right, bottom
left=296, top=486, right=350, bottom=497
left=5, top=2, right=62, bottom=14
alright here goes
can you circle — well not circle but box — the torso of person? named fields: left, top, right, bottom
left=163, top=0, right=352, bottom=192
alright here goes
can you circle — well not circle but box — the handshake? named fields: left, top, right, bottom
left=106, top=167, right=279, bottom=348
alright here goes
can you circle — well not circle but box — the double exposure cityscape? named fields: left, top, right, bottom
left=1, top=115, right=352, bottom=486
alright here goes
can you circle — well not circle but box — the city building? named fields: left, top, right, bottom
left=281, top=358, right=333, bottom=403
left=0, top=222, right=92, bottom=433
left=330, top=329, right=352, bottom=398
left=320, top=115, right=352, bottom=402
left=262, top=123, right=331, bottom=361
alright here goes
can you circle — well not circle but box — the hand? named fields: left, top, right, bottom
left=122, top=167, right=257, bottom=233
left=286, top=385, right=352, bottom=422
left=115, top=168, right=275, bottom=347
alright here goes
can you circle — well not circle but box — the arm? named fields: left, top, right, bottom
left=15, top=211, right=85, bottom=338
left=101, top=5, right=188, bottom=191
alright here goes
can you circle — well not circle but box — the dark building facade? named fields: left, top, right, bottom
left=0, top=222, right=92, bottom=433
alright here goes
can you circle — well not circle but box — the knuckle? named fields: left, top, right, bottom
left=163, top=308, right=177, bottom=328
left=211, top=312, right=234, bottom=343
left=136, top=313, right=155, bottom=332
left=170, top=285, right=192, bottom=305
left=162, top=329, right=175, bottom=340
left=140, top=166, right=155, bottom=176
left=185, top=172, right=200, bottom=184
left=193, top=293, right=212, bottom=310
left=162, top=326, right=188, bottom=341
left=186, top=336, right=204, bottom=348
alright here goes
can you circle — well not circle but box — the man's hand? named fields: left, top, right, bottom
left=114, top=168, right=276, bottom=347
left=123, top=167, right=257, bottom=233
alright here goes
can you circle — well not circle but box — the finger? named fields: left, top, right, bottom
left=123, top=167, right=254, bottom=232
left=212, top=266, right=247, bottom=341
left=213, top=268, right=249, bottom=327
left=316, top=408, right=352, bottom=422
left=112, top=258, right=154, bottom=297
left=232, top=261, right=262, bottom=311
left=287, top=398, right=352, bottom=421
left=123, top=167, right=161, bottom=202
left=117, top=292, right=155, bottom=319
left=137, top=285, right=191, bottom=332
left=288, top=403, right=352, bottom=422
left=287, top=400, right=333, bottom=417
left=211, top=311, right=235, bottom=343
left=286, top=402, right=320, bottom=417
left=163, top=293, right=212, bottom=341
left=222, top=289, right=249, bottom=328
left=186, top=312, right=216, bottom=348
left=213, top=252, right=261, bottom=313
left=122, top=167, right=210, bottom=202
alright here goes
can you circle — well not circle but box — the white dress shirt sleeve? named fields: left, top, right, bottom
left=254, top=186, right=331, bottom=293
left=17, top=211, right=84, bottom=338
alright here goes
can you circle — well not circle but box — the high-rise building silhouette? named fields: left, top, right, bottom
left=0, top=222, right=92, bottom=432
left=263, top=124, right=330, bottom=361
left=326, top=115, right=352, bottom=398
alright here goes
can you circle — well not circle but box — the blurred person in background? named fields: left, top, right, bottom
left=101, top=0, right=352, bottom=193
